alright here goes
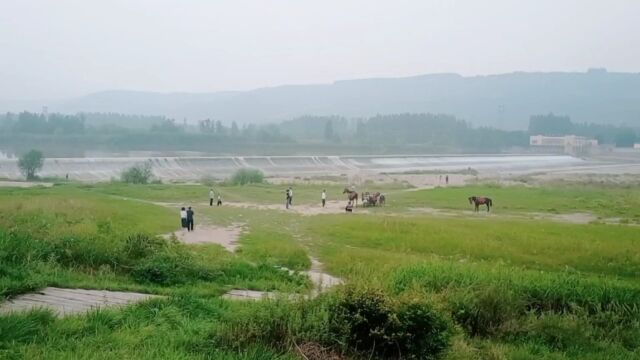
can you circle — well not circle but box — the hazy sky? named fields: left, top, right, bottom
left=1, top=0, right=639, bottom=99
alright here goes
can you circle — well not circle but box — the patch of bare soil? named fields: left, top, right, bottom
left=409, top=207, right=600, bottom=225
left=166, top=224, right=244, bottom=252
left=0, top=180, right=53, bottom=188
left=225, top=200, right=369, bottom=216
left=296, top=342, right=347, bottom=360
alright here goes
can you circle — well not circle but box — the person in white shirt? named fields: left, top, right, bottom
left=209, top=189, right=214, bottom=206
left=180, top=207, right=187, bottom=230
left=287, top=187, right=293, bottom=208
left=321, top=189, right=327, bottom=207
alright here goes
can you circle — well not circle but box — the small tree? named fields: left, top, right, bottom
left=18, top=149, right=44, bottom=180
left=121, top=162, right=154, bottom=184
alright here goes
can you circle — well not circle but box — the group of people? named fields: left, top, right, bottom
left=180, top=207, right=195, bottom=231
left=285, top=188, right=329, bottom=209
left=209, top=189, right=222, bottom=206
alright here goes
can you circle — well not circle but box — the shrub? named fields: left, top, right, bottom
left=17, top=149, right=44, bottom=180
left=230, top=168, right=264, bottom=185
left=329, top=286, right=451, bottom=359
left=121, top=162, right=153, bottom=184
left=213, top=287, right=451, bottom=359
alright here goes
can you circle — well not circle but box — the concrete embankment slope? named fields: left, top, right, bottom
left=0, top=154, right=582, bottom=182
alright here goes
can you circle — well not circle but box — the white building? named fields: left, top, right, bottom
left=530, top=135, right=598, bottom=155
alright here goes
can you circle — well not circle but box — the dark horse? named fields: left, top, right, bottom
left=343, top=188, right=358, bottom=207
left=469, top=196, right=493, bottom=212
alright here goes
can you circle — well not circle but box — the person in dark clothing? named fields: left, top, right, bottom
left=186, top=207, right=194, bottom=231
left=217, top=195, right=222, bottom=206
left=285, top=188, right=290, bottom=209
left=445, top=175, right=449, bottom=185
left=345, top=200, right=353, bottom=213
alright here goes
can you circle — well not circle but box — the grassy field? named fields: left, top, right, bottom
left=1, top=181, right=639, bottom=359
left=391, top=183, right=640, bottom=220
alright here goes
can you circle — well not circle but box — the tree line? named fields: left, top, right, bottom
left=2, top=111, right=638, bottom=154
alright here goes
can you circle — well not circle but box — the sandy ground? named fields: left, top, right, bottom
left=0, top=180, right=54, bottom=188
left=166, top=224, right=244, bottom=252
left=408, top=207, right=600, bottom=224
left=224, top=200, right=378, bottom=216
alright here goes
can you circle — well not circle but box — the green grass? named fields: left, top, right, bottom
left=305, top=215, right=640, bottom=278
left=81, top=181, right=408, bottom=205
left=2, top=181, right=640, bottom=359
left=391, top=183, right=640, bottom=219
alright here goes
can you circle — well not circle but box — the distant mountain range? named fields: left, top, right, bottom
left=2, top=69, right=640, bottom=130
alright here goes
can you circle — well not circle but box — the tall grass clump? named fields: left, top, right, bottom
left=391, top=263, right=640, bottom=337
left=230, top=168, right=264, bottom=185
left=213, top=286, right=452, bottom=359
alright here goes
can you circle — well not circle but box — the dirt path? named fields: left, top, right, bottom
left=0, top=180, right=54, bottom=188
left=164, top=224, right=244, bottom=252
left=407, top=207, right=599, bottom=224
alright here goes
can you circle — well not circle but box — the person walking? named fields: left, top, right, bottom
left=321, top=189, right=327, bottom=207
left=186, top=206, right=195, bottom=231
left=287, top=187, right=293, bottom=208
left=217, top=194, right=222, bottom=206
left=180, top=207, right=187, bottom=230
left=209, top=189, right=214, bottom=206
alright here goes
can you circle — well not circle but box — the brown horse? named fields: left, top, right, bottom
left=343, top=188, right=358, bottom=207
left=469, top=196, right=493, bottom=212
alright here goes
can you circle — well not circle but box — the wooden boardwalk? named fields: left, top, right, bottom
left=0, top=287, right=162, bottom=317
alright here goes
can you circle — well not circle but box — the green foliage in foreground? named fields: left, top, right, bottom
left=2, top=182, right=640, bottom=359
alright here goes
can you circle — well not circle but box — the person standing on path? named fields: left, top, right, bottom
left=180, top=207, right=187, bottom=231
left=209, top=189, right=214, bottom=206
left=287, top=187, right=293, bottom=208
left=321, top=189, right=327, bottom=207
left=186, top=206, right=195, bottom=231
left=445, top=175, right=449, bottom=185
left=217, top=194, right=222, bottom=206
left=285, top=188, right=290, bottom=209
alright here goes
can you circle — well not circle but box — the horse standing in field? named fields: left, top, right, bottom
left=469, top=196, right=492, bottom=212
left=378, top=194, right=386, bottom=206
left=343, top=188, right=358, bottom=207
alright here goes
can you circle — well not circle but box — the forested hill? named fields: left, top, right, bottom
left=8, top=70, right=640, bottom=129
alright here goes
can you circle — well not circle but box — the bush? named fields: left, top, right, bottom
left=230, top=168, right=264, bottom=185
left=328, top=286, right=451, bottom=359
left=212, top=287, right=451, bottom=359
left=17, top=149, right=44, bottom=180
left=121, top=162, right=154, bottom=184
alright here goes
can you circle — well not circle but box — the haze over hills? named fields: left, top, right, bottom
left=4, top=69, right=640, bottom=130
